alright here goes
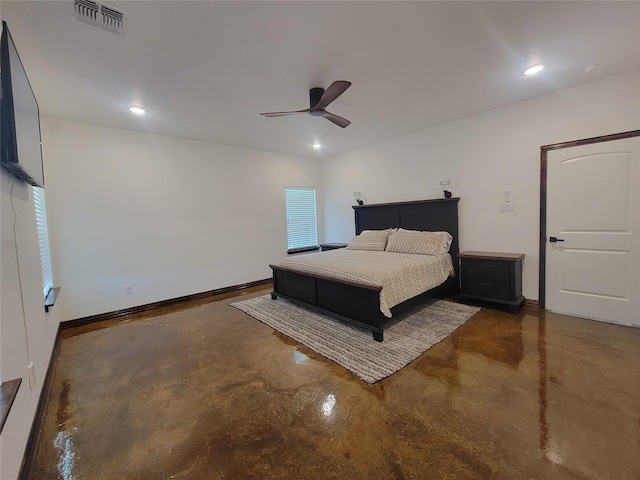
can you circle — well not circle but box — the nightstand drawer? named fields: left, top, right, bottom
left=461, top=278, right=510, bottom=301
left=461, top=258, right=509, bottom=281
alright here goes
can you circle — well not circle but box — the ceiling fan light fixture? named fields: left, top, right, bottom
left=523, top=64, right=545, bottom=76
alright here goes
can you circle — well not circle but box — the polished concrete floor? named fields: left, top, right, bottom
left=27, top=288, right=640, bottom=479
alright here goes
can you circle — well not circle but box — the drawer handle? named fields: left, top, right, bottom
left=478, top=264, right=494, bottom=268
left=478, top=282, right=494, bottom=287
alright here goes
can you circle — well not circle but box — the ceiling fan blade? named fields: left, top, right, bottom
left=323, top=111, right=351, bottom=128
left=260, top=108, right=310, bottom=117
left=313, top=81, right=352, bottom=110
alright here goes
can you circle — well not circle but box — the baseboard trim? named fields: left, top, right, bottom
left=524, top=298, right=540, bottom=309
left=60, top=278, right=272, bottom=330
left=19, top=328, right=62, bottom=480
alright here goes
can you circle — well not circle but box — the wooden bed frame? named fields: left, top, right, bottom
left=270, top=198, right=460, bottom=342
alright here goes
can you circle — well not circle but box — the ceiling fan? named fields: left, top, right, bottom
left=260, top=81, right=352, bottom=128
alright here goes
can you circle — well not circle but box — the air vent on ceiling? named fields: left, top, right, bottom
left=73, top=0, right=126, bottom=33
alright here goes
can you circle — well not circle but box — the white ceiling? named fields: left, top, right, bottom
left=2, top=1, right=639, bottom=159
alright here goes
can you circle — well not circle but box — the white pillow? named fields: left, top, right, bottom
left=395, top=228, right=453, bottom=254
left=345, top=229, right=393, bottom=251
left=385, top=231, right=444, bottom=255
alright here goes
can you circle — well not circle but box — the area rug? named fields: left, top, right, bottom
left=230, top=295, right=481, bottom=384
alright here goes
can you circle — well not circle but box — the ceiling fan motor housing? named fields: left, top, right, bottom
left=310, top=87, right=324, bottom=108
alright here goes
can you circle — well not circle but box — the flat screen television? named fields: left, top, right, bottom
left=1, top=20, right=44, bottom=188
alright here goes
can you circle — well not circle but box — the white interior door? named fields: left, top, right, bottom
left=546, top=136, right=639, bottom=327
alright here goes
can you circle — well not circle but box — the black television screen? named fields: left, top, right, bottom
left=1, top=21, right=44, bottom=188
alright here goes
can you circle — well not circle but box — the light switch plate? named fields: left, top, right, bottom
left=501, top=203, right=516, bottom=213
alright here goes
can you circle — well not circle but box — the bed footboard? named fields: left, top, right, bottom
left=270, top=266, right=387, bottom=341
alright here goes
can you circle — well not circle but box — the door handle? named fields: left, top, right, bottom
left=549, top=236, right=565, bottom=243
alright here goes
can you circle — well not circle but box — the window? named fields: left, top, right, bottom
left=33, top=186, right=53, bottom=299
left=285, top=187, right=318, bottom=253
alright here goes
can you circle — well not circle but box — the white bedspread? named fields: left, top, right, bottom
left=272, top=249, right=454, bottom=317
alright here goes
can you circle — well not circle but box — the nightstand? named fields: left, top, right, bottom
left=320, top=243, right=348, bottom=251
left=459, top=251, right=525, bottom=313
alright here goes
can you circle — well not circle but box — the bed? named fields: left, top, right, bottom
left=269, top=197, right=460, bottom=342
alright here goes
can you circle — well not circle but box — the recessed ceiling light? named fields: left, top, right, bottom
left=129, top=106, right=146, bottom=115
left=313, top=142, right=322, bottom=149
left=523, top=64, right=545, bottom=76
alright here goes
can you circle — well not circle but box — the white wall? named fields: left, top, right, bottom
left=41, top=118, right=322, bottom=321
left=322, top=70, right=640, bottom=302
left=1, top=169, right=62, bottom=480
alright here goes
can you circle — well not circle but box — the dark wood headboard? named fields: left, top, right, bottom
left=353, top=197, right=460, bottom=278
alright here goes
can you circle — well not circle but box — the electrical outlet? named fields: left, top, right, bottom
left=501, top=203, right=516, bottom=213
left=125, top=285, right=133, bottom=295
left=27, top=362, right=35, bottom=389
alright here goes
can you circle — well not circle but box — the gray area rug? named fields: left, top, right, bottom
left=230, top=295, right=481, bottom=384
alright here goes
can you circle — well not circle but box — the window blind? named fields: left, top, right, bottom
left=285, top=187, right=318, bottom=252
left=33, top=187, right=54, bottom=298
